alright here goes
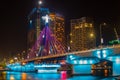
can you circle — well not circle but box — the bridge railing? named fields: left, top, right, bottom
left=21, top=44, right=120, bottom=62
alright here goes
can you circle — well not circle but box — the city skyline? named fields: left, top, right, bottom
left=0, top=0, right=120, bottom=59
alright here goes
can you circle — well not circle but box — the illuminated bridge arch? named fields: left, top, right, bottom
left=27, top=27, right=67, bottom=59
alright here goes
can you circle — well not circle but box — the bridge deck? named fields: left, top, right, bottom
left=22, top=45, right=120, bottom=62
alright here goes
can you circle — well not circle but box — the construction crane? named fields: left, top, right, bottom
left=114, top=27, right=119, bottom=41
left=109, top=26, right=120, bottom=45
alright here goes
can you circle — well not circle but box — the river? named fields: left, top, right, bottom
left=0, top=71, right=118, bottom=80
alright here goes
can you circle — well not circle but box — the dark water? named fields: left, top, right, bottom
left=0, top=71, right=118, bottom=80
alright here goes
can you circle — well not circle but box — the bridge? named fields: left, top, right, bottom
left=22, top=44, right=120, bottom=62
left=7, top=44, right=120, bottom=75
left=6, top=15, right=120, bottom=75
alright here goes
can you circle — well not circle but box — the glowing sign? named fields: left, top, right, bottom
left=42, top=15, right=50, bottom=23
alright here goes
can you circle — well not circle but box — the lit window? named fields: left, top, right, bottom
left=90, top=33, right=94, bottom=37
left=90, top=23, right=93, bottom=27
left=85, top=23, right=88, bottom=27
left=70, top=41, right=73, bottom=43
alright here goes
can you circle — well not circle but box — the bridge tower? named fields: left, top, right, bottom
left=27, top=14, right=67, bottom=59
left=27, top=0, right=50, bottom=52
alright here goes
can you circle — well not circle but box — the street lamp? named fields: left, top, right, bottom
left=100, top=23, right=106, bottom=47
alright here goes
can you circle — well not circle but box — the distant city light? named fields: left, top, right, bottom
left=14, top=57, right=17, bottom=60
left=30, top=20, right=32, bottom=23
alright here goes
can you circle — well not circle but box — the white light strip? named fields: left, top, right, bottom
left=35, top=64, right=60, bottom=68
left=38, top=69, right=57, bottom=73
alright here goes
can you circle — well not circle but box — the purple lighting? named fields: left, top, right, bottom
left=27, top=21, right=66, bottom=59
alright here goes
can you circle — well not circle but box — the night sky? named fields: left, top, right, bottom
left=0, top=0, right=120, bottom=59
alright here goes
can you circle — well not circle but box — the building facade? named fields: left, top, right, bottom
left=70, top=17, right=96, bottom=51
left=49, top=13, right=66, bottom=47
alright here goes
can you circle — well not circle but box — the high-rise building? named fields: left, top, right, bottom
left=27, top=1, right=49, bottom=50
left=70, top=17, right=96, bottom=51
left=49, top=13, right=66, bottom=47
left=27, top=0, right=66, bottom=52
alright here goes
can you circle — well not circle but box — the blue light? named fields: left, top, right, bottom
left=97, top=50, right=101, bottom=54
left=35, top=64, right=60, bottom=68
left=73, top=65, right=91, bottom=74
left=103, top=53, right=107, bottom=58
left=69, top=55, right=76, bottom=60
left=83, top=60, right=87, bottom=64
left=96, top=50, right=101, bottom=58
left=89, top=60, right=93, bottom=64
left=108, top=57, right=112, bottom=61
left=102, top=50, right=106, bottom=53
left=74, top=61, right=77, bottom=64
left=116, top=58, right=120, bottom=64
left=98, top=55, right=101, bottom=58
left=70, top=55, right=73, bottom=58
left=79, top=60, right=83, bottom=64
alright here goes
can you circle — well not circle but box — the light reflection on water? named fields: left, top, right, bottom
left=0, top=71, right=118, bottom=80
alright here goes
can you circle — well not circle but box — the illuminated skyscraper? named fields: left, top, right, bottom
left=70, top=17, right=96, bottom=51
left=49, top=13, right=66, bottom=46
left=27, top=0, right=49, bottom=50
left=27, top=0, right=66, bottom=52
